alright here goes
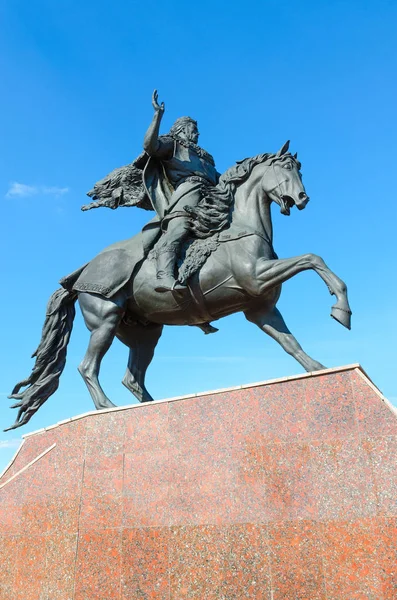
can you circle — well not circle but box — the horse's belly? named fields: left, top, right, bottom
left=197, top=258, right=251, bottom=319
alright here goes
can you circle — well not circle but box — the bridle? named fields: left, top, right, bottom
left=262, top=159, right=290, bottom=199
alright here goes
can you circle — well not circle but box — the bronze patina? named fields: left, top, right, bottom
left=6, top=92, right=351, bottom=431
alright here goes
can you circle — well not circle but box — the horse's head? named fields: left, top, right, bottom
left=262, top=141, right=309, bottom=215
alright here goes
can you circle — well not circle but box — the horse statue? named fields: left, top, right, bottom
left=6, top=141, right=351, bottom=431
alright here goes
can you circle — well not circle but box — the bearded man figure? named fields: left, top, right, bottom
left=80, top=91, right=231, bottom=296
left=142, top=91, right=220, bottom=292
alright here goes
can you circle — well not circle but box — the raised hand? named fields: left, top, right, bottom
left=152, top=90, right=165, bottom=114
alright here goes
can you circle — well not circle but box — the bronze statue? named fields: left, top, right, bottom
left=6, top=92, right=352, bottom=431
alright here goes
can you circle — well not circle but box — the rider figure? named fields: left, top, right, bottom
left=143, top=91, right=219, bottom=292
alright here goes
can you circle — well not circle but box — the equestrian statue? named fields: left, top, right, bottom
left=6, top=91, right=352, bottom=431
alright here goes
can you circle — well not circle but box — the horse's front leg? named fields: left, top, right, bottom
left=254, top=254, right=352, bottom=329
left=245, top=306, right=325, bottom=372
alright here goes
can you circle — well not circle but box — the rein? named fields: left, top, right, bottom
left=262, top=159, right=288, bottom=199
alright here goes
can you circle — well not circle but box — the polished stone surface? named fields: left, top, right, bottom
left=1, top=365, right=396, bottom=599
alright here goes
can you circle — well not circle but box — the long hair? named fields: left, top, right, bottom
left=169, top=116, right=197, bottom=137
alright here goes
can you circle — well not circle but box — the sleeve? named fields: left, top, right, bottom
left=151, top=135, right=175, bottom=159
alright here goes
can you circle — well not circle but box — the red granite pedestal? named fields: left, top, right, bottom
left=1, top=364, right=396, bottom=599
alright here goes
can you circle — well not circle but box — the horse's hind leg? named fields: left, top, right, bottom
left=245, top=305, right=325, bottom=372
left=117, top=321, right=163, bottom=403
left=78, top=292, right=125, bottom=410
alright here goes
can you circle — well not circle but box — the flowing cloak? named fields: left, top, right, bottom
left=60, top=138, right=214, bottom=297
left=59, top=221, right=159, bottom=298
left=80, top=136, right=181, bottom=215
left=60, top=156, right=172, bottom=297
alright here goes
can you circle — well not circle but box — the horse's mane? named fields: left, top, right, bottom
left=219, top=153, right=271, bottom=188
left=187, top=152, right=300, bottom=239
left=219, top=151, right=301, bottom=189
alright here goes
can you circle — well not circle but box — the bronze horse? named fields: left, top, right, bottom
left=6, top=142, right=351, bottom=430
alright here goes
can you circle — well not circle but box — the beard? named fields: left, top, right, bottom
left=186, top=132, right=199, bottom=144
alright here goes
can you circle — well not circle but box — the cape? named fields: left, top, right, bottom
left=82, top=136, right=176, bottom=215
left=59, top=218, right=161, bottom=298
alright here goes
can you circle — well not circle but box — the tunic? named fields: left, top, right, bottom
left=143, top=138, right=218, bottom=220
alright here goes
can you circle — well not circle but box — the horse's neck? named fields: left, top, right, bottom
left=231, top=173, right=273, bottom=242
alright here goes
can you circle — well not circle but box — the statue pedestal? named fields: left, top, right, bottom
left=1, top=364, right=396, bottom=599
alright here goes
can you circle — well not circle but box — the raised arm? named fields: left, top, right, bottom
left=143, top=90, right=173, bottom=157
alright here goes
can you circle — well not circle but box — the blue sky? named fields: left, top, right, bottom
left=1, top=0, right=396, bottom=471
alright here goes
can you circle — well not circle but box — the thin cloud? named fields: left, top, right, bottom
left=42, top=186, right=69, bottom=196
left=6, top=182, right=69, bottom=198
left=0, top=439, right=22, bottom=450
left=6, top=182, right=37, bottom=197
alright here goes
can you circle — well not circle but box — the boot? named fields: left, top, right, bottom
left=155, top=249, right=185, bottom=293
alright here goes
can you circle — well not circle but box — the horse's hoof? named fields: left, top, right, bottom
left=308, top=362, right=326, bottom=371
left=331, top=306, right=351, bottom=330
left=95, top=400, right=116, bottom=411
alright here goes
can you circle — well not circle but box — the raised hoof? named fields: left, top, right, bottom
left=331, top=306, right=352, bottom=330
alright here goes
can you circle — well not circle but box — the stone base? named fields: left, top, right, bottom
left=1, top=364, right=396, bottom=599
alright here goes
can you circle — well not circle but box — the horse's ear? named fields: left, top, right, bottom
left=293, top=152, right=298, bottom=159
left=277, top=140, right=290, bottom=156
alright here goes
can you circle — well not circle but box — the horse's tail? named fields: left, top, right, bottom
left=5, top=288, right=77, bottom=431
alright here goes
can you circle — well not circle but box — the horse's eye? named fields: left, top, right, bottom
left=283, top=163, right=292, bottom=169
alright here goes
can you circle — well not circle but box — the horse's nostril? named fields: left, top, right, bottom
left=299, top=192, right=307, bottom=199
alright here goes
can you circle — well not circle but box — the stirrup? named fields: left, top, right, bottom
left=155, top=278, right=186, bottom=294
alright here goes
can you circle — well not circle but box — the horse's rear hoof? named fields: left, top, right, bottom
left=95, top=400, right=117, bottom=411
left=331, top=306, right=352, bottom=330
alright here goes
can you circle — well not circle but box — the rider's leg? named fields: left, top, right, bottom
left=154, top=181, right=203, bottom=292
left=155, top=215, right=191, bottom=292
left=245, top=305, right=326, bottom=372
